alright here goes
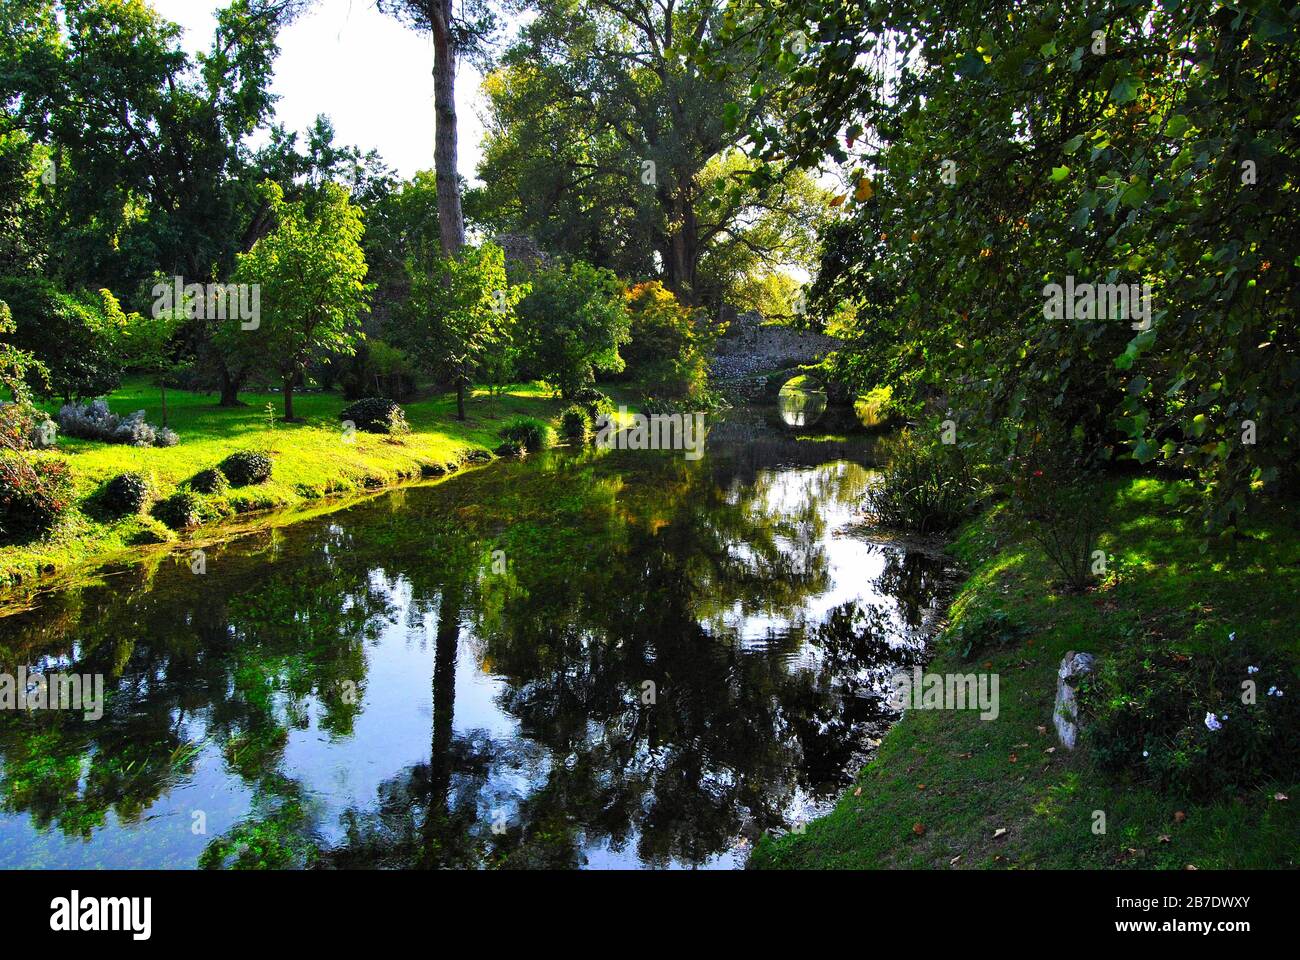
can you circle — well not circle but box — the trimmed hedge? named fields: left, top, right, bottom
left=221, top=451, right=273, bottom=486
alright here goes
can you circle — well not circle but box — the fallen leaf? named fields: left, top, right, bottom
left=1009, top=753, right=1019, bottom=763
left=1275, top=792, right=1289, bottom=801
left=949, top=855, right=961, bottom=865
left=1013, top=742, right=1029, bottom=748
left=854, top=786, right=862, bottom=796
left=912, top=822, right=926, bottom=836
left=917, top=783, right=927, bottom=791
left=992, top=827, right=1007, bottom=839
left=1036, top=725, right=1047, bottom=735
left=1158, top=835, right=1171, bottom=843
left=1184, top=864, right=1198, bottom=871
left=1044, top=747, right=1056, bottom=754
left=1174, top=810, right=1186, bottom=823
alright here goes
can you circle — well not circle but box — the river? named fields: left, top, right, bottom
left=0, top=404, right=952, bottom=869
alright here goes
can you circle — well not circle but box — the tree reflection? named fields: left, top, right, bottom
left=0, top=433, right=949, bottom=869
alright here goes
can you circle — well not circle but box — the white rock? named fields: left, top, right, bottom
left=1053, top=651, right=1096, bottom=750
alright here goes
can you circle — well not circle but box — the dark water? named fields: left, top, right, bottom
left=0, top=410, right=951, bottom=869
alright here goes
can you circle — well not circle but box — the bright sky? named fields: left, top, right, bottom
left=150, top=0, right=491, bottom=183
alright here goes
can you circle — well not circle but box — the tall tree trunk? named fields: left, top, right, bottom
left=282, top=374, right=295, bottom=421
left=431, top=0, right=466, bottom=256
left=218, top=363, right=246, bottom=407
left=159, top=381, right=168, bottom=428
left=456, top=377, right=466, bottom=421
left=420, top=580, right=462, bottom=867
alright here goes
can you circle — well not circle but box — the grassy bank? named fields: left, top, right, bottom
left=3, top=379, right=595, bottom=592
left=753, top=477, right=1300, bottom=869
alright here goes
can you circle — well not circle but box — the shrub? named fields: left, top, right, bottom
left=152, top=491, right=204, bottom=531
left=865, top=430, right=978, bottom=533
left=1080, top=635, right=1300, bottom=799
left=559, top=404, right=593, bottom=443
left=943, top=609, right=1027, bottom=662
left=0, top=454, right=74, bottom=542
left=1008, top=433, right=1107, bottom=593
left=572, top=386, right=614, bottom=421
left=102, top=472, right=151, bottom=517
left=221, top=451, right=273, bottom=486
left=57, top=400, right=177, bottom=447
left=494, top=439, right=528, bottom=459
left=340, top=397, right=410, bottom=435
left=498, top=416, right=555, bottom=453
left=190, top=467, right=229, bottom=495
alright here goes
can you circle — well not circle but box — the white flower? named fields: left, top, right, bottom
left=1204, top=712, right=1223, bottom=732
left=1268, top=686, right=1278, bottom=696
left=1142, top=750, right=1150, bottom=758
left=1248, top=665, right=1259, bottom=674
left=1228, top=632, right=1236, bottom=642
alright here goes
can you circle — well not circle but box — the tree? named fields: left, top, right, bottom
left=727, top=0, right=1300, bottom=532
left=378, top=1, right=498, bottom=256
left=516, top=261, right=630, bottom=400
left=475, top=0, right=821, bottom=306
left=226, top=181, right=371, bottom=421
left=399, top=242, right=525, bottom=420
left=0, top=275, right=122, bottom=403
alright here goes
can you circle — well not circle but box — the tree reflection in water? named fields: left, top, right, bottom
left=0, top=426, right=952, bottom=869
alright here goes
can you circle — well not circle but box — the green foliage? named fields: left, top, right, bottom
left=399, top=242, right=525, bottom=409
left=494, top=438, right=527, bottom=459
left=866, top=430, right=978, bottom=533
left=340, top=397, right=410, bottom=436
left=621, top=281, right=718, bottom=401
left=225, top=180, right=372, bottom=419
left=730, top=0, right=1300, bottom=534
left=558, top=404, right=592, bottom=443
left=220, top=451, right=273, bottom=487
left=516, top=260, right=629, bottom=400
left=151, top=491, right=204, bottom=531
left=0, top=452, right=72, bottom=543
left=1081, top=636, right=1300, bottom=799
left=476, top=5, right=824, bottom=305
left=942, top=609, right=1027, bottom=662
left=571, top=386, right=614, bottom=422
left=0, top=276, right=122, bottom=401
left=189, top=467, right=229, bottom=495
left=101, top=471, right=151, bottom=518
left=498, top=416, right=555, bottom=453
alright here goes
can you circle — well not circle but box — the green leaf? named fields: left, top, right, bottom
left=1109, top=76, right=1139, bottom=104
left=1063, top=135, right=1084, bottom=154
left=1165, top=114, right=1190, bottom=138
left=1050, top=165, right=1070, bottom=181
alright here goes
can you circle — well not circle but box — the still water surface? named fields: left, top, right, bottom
left=0, top=412, right=949, bottom=868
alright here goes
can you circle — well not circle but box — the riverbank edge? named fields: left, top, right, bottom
left=1, top=387, right=637, bottom=612
left=750, top=476, right=1300, bottom=870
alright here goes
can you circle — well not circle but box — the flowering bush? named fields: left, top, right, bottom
left=1079, top=634, right=1299, bottom=798
left=0, top=453, right=74, bottom=543
left=57, top=399, right=178, bottom=448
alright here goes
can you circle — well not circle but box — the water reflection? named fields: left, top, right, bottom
left=777, top=378, right=829, bottom=428
left=0, top=420, right=951, bottom=869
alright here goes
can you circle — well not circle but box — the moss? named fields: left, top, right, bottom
left=752, top=477, right=1300, bottom=870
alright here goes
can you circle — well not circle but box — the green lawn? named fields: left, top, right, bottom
left=752, top=477, right=1300, bottom=870
left=3, top=379, right=616, bottom=593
